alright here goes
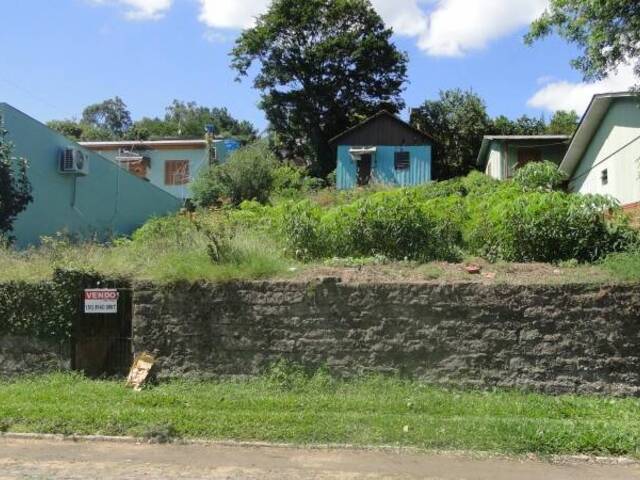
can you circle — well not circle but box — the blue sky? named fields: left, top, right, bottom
left=1, top=0, right=633, bottom=132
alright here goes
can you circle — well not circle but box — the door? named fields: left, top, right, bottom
left=357, top=154, right=372, bottom=186
left=73, top=288, right=133, bottom=377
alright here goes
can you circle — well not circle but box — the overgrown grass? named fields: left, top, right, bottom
left=1, top=372, right=640, bottom=457
left=0, top=225, right=295, bottom=284
left=600, top=249, right=640, bottom=282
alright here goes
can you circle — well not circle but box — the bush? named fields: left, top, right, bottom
left=131, top=214, right=199, bottom=249
left=282, top=190, right=464, bottom=261
left=192, top=142, right=276, bottom=207
left=467, top=190, right=637, bottom=263
left=513, top=161, right=567, bottom=192
left=271, top=164, right=324, bottom=199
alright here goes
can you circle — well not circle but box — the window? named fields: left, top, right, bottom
left=394, top=151, right=410, bottom=170
left=601, top=169, right=608, bottom=186
left=165, top=160, right=190, bottom=185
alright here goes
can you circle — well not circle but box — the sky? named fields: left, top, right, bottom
left=0, top=0, right=636, bottom=132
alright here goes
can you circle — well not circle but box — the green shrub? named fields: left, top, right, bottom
left=513, top=161, right=567, bottom=192
left=467, top=190, right=637, bottom=263
left=131, top=214, right=199, bottom=249
left=0, top=269, right=116, bottom=340
left=271, top=164, right=323, bottom=199
left=192, top=142, right=276, bottom=207
left=282, top=190, right=464, bottom=261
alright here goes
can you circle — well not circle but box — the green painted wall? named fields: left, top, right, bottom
left=486, top=139, right=568, bottom=180
left=0, top=103, right=182, bottom=247
left=570, top=97, right=640, bottom=206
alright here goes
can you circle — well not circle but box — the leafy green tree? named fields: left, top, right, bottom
left=132, top=102, right=257, bottom=142
left=547, top=110, right=579, bottom=135
left=81, top=97, right=132, bottom=138
left=46, top=120, right=84, bottom=141
left=0, top=118, right=33, bottom=239
left=231, top=0, right=408, bottom=177
left=47, top=99, right=257, bottom=143
left=526, top=0, right=640, bottom=83
left=410, top=89, right=491, bottom=179
left=490, top=115, right=547, bottom=136
left=192, top=142, right=276, bottom=206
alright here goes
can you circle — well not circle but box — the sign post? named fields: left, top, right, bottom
left=84, top=289, right=119, bottom=314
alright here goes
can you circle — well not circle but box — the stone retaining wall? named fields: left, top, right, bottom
left=0, top=336, right=70, bottom=377
left=132, top=279, right=640, bottom=396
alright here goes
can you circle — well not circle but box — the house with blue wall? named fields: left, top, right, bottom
left=331, top=111, right=433, bottom=190
left=0, top=103, right=182, bottom=247
left=80, top=138, right=240, bottom=200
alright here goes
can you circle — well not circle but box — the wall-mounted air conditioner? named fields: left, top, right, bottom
left=59, top=148, right=89, bottom=175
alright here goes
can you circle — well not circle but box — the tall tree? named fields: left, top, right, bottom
left=231, top=0, right=408, bottom=176
left=81, top=97, right=132, bottom=138
left=411, top=89, right=491, bottom=179
left=547, top=110, right=579, bottom=135
left=0, top=118, right=32, bottom=240
left=526, top=0, right=640, bottom=84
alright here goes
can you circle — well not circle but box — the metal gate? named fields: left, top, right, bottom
left=72, top=288, right=133, bottom=377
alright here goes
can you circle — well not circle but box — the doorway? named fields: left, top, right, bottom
left=357, top=154, right=372, bottom=186
left=72, top=288, right=133, bottom=377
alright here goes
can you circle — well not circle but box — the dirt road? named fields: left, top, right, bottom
left=0, top=437, right=638, bottom=480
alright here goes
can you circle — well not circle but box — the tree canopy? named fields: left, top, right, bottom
left=547, top=110, right=580, bottom=136
left=411, top=89, right=491, bottom=180
left=0, top=117, right=32, bottom=240
left=526, top=0, right=640, bottom=84
left=81, top=97, right=133, bottom=138
left=231, top=0, right=408, bottom=177
left=47, top=98, right=257, bottom=143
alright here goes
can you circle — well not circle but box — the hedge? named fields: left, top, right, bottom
left=0, top=269, right=126, bottom=341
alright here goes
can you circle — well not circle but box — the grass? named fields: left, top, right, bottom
left=0, top=226, right=296, bottom=284
left=600, top=249, right=640, bottom=282
left=1, top=372, right=640, bottom=457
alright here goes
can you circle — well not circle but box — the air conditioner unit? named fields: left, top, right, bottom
left=59, top=148, right=89, bottom=175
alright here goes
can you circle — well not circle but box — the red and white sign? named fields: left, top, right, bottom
left=84, top=289, right=119, bottom=314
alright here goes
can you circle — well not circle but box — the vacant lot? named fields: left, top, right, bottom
left=2, top=374, right=640, bottom=458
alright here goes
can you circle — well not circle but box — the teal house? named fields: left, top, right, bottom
left=331, top=111, right=433, bottom=189
left=0, top=103, right=182, bottom=247
left=81, top=138, right=240, bottom=201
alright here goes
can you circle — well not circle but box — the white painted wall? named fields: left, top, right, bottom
left=570, top=98, right=640, bottom=206
left=484, top=142, right=504, bottom=180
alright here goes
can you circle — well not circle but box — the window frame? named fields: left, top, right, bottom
left=165, top=159, right=190, bottom=186
left=394, top=151, right=410, bottom=171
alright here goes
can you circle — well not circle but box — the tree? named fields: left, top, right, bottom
left=526, top=0, right=640, bottom=84
left=46, top=120, right=84, bottom=141
left=231, top=0, right=408, bottom=177
left=547, top=110, right=579, bottom=135
left=490, top=115, right=547, bottom=136
left=47, top=99, right=258, bottom=143
left=81, top=97, right=132, bottom=138
left=0, top=118, right=32, bottom=240
left=410, top=89, right=491, bottom=179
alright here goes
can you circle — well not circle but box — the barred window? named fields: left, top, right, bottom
left=394, top=151, right=410, bottom=170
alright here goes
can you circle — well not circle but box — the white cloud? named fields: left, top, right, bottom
left=417, top=0, right=548, bottom=56
left=527, top=65, right=637, bottom=113
left=198, top=0, right=270, bottom=29
left=196, top=0, right=548, bottom=57
left=90, top=0, right=173, bottom=20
